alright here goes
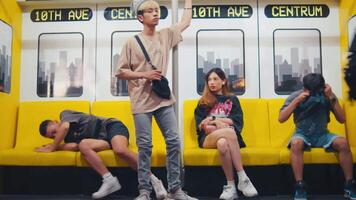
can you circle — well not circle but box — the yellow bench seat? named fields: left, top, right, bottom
left=183, top=99, right=280, bottom=166
left=76, top=101, right=167, bottom=167
left=0, top=148, right=77, bottom=166
left=268, top=99, right=346, bottom=164
left=76, top=148, right=168, bottom=167
left=279, top=148, right=339, bottom=164
left=184, top=147, right=280, bottom=166
left=0, top=101, right=90, bottom=166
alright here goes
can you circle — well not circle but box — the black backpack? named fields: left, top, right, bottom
left=345, top=33, right=356, bottom=100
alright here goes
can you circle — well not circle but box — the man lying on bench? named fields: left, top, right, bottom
left=36, top=110, right=167, bottom=199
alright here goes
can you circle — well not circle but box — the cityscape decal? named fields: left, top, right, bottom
left=273, top=29, right=322, bottom=94
left=0, top=20, right=12, bottom=93
left=111, top=31, right=139, bottom=96
left=37, top=33, right=84, bottom=97
left=197, top=29, right=245, bottom=95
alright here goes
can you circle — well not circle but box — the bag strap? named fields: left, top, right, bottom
left=134, top=35, right=157, bottom=70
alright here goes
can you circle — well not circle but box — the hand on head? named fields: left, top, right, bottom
left=323, top=84, right=334, bottom=99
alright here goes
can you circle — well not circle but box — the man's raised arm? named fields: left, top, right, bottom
left=177, top=0, right=192, bottom=32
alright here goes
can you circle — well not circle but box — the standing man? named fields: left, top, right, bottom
left=116, top=0, right=197, bottom=199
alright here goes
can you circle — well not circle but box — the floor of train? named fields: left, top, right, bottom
left=0, top=195, right=348, bottom=199
left=1, top=165, right=352, bottom=199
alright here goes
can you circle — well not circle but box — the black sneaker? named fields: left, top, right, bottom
left=344, top=179, right=356, bottom=200
left=294, top=180, right=307, bottom=200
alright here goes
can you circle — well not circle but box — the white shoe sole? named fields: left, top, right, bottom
left=238, top=185, right=258, bottom=197
left=92, top=183, right=121, bottom=199
left=242, top=191, right=258, bottom=197
left=219, top=195, right=238, bottom=200
left=294, top=198, right=307, bottom=200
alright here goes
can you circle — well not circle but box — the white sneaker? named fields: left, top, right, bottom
left=237, top=178, right=258, bottom=197
left=167, top=188, right=198, bottom=200
left=219, top=185, right=238, bottom=200
left=135, top=189, right=151, bottom=200
left=150, top=178, right=167, bottom=199
left=92, top=176, right=121, bottom=199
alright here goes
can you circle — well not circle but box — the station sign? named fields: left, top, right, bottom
left=192, top=5, right=253, bottom=19
left=31, top=8, right=93, bottom=22
left=265, top=4, right=329, bottom=18
left=104, top=6, right=168, bottom=20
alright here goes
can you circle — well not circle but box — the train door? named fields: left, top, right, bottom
left=179, top=0, right=259, bottom=100
left=20, top=4, right=97, bottom=101
left=258, top=0, right=342, bottom=98
left=177, top=0, right=259, bottom=126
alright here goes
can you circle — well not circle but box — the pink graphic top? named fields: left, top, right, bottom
left=209, top=99, right=233, bottom=118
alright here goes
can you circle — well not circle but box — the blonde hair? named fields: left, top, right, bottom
left=138, top=0, right=160, bottom=13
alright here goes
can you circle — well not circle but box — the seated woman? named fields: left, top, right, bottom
left=194, top=68, right=258, bottom=200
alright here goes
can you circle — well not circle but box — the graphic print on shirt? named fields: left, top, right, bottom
left=209, top=99, right=233, bottom=118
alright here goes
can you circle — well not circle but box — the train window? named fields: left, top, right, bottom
left=0, top=20, right=12, bottom=94
left=273, top=29, right=322, bottom=95
left=196, top=29, right=245, bottom=95
left=37, top=32, right=84, bottom=97
left=111, top=31, right=139, bottom=97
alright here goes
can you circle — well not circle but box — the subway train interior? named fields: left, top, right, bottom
left=0, top=0, right=356, bottom=199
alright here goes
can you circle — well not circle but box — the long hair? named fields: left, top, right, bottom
left=199, top=68, right=232, bottom=108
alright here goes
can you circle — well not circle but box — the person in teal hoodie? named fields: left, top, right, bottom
left=279, top=73, right=356, bottom=200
